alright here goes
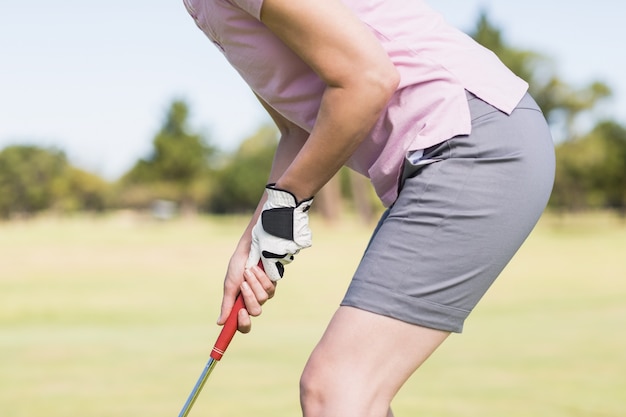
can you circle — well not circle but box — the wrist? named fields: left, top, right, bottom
left=271, top=182, right=313, bottom=204
left=268, top=183, right=313, bottom=206
left=237, top=229, right=253, bottom=254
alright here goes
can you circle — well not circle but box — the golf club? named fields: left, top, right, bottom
left=177, top=263, right=264, bottom=417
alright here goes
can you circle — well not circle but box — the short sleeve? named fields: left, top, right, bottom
left=229, top=0, right=264, bottom=19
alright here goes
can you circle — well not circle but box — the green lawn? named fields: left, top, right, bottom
left=1, top=212, right=624, bottom=417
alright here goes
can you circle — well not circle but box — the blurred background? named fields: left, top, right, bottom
left=1, top=0, right=626, bottom=216
left=1, top=1, right=625, bottom=417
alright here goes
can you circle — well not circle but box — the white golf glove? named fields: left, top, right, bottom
left=246, top=185, right=314, bottom=281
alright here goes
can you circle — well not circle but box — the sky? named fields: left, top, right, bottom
left=2, top=1, right=625, bottom=180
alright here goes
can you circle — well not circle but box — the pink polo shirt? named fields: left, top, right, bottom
left=183, top=0, right=529, bottom=206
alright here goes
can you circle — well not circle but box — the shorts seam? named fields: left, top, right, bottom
left=471, top=109, right=502, bottom=122
left=342, top=279, right=470, bottom=333
left=348, top=277, right=470, bottom=314
left=515, top=106, right=543, bottom=114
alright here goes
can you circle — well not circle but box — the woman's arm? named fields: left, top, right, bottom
left=218, top=96, right=309, bottom=330
left=260, top=0, right=400, bottom=201
left=259, top=96, right=311, bottom=185
left=221, top=0, right=399, bottom=329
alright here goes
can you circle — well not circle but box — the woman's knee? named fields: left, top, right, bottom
left=299, top=358, right=327, bottom=416
left=299, top=355, right=389, bottom=417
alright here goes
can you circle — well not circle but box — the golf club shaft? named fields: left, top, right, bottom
left=177, top=356, right=218, bottom=417
left=178, top=262, right=263, bottom=417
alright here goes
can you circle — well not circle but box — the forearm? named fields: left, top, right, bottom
left=275, top=77, right=397, bottom=201
left=259, top=0, right=400, bottom=201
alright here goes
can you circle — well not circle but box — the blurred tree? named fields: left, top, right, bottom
left=550, top=120, right=626, bottom=212
left=593, top=121, right=626, bottom=212
left=53, top=166, right=110, bottom=212
left=471, top=12, right=612, bottom=140
left=209, top=125, right=277, bottom=213
left=335, top=167, right=382, bottom=224
left=0, top=145, right=109, bottom=218
left=347, top=169, right=381, bottom=223
left=315, top=173, right=343, bottom=223
left=120, top=99, right=217, bottom=213
left=0, top=145, right=67, bottom=217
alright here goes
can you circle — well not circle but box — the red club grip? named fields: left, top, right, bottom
left=210, top=262, right=264, bottom=361
left=210, top=293, right=245, bottom=361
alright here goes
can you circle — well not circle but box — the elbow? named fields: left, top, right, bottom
left=382, top=65, right=401, bottom=96
left=366, top=63, right=400, bottom=107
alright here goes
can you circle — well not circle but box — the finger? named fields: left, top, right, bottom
left=237, top=307, right=252, bottom=334
left=218, top=281, right=240, bottom=325
left=249, top=265, right=277, bottom=299
left=244, top=268, right=272, bottom=304
left=240, top=280, right=262, bottom=317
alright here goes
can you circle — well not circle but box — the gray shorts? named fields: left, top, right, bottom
left=341, top=92, right=555, bottom=333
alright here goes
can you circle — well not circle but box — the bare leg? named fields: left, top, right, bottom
left=300, top=306, right=449, bottom=417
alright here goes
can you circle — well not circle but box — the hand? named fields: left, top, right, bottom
left=219, top=256, right=276, bottom=333
left=246, top=185, right=314, bottom=281
left=236, top=265, right=276, bottom=333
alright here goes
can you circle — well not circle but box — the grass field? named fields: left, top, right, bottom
left=1, top=212, right=625, bottom=417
